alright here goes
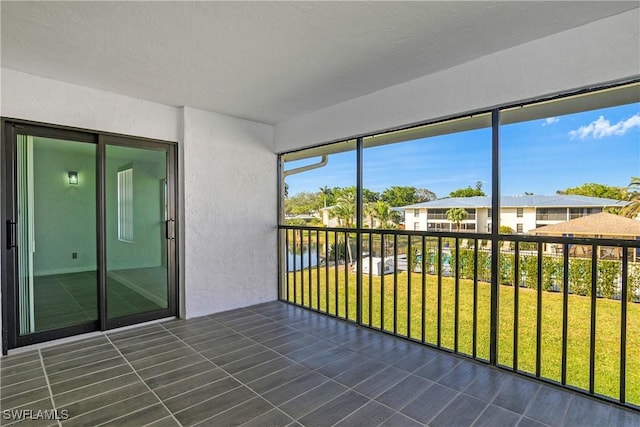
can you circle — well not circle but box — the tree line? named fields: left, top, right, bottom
left=285, top=178, right=640, bottom=227
left=284, top=181, right=486, bottom=217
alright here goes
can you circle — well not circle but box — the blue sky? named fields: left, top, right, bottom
left=285, top=102, right=640, bottom=198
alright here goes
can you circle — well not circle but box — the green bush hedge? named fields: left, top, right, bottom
left=445, top=248, right=640, bottom=301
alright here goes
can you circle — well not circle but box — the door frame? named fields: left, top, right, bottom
left=100, top=134, right=178, bottom=330
left=1, top=118, right=179, bottom=354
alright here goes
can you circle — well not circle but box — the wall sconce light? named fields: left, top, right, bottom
left=68, top=171, right=78, bottom=185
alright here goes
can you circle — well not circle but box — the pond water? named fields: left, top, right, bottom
left=287, top=247, right=320, bottom=271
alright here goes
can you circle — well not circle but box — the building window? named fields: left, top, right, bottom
left=427, top=209, right=448, bottom=220
left=414, top=209, right=420, bottom=217
left=570, top=207, right=602, bottom=219
left=536, top=208, right=566, bottom=221
left=117, top=166, right=133, bottom=242
left=414, top=222, right=420, bottom=230
left=517, top=208, right=523, bottom=218
left=516, top=223, right=523, bottom=233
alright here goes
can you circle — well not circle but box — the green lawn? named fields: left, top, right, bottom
left=286, top=266, right=640, bottom=405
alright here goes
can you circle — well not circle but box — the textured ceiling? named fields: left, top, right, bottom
left=1, top=1, right=638, bottom=125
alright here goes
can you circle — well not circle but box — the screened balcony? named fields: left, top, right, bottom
left=280, top=226, right=640, bottom=412
left=3, top=300, right=640, bottom=426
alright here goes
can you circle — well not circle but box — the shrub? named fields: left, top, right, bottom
left=597, top=260, right=619, bottom=298
left=569, top=258, right=592, bottom=296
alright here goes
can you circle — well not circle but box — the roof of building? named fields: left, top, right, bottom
left=402, top=195, right=627, bottom=209
left=530, top=212, right=640, bottom=237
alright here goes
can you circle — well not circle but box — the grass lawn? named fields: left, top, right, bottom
left=286, top=266, right=640, bottom=405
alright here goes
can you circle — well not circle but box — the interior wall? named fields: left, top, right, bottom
left=105, top=153, right=164, bottom=271
left=274, top=9, right=640, bottom=152
left=32, top=139, right=97, bottom=275
left=182, top=107, right=277, bottom=318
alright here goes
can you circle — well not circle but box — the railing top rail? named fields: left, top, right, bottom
left=278, top=224, right=640, bottom=248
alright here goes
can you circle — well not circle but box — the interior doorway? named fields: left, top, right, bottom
left=2, top=121, right=178, bottom=353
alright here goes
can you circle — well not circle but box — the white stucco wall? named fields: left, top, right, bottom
left=182, top=107, right=277, bottom=318
left=274, top=9, right=640, bottom=152
left=1, top=69, right=181, bottom=142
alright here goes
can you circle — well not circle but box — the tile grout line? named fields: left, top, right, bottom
left=133, top=353, right=210, bottom=381
left=223, top=312, right=412, bottom=424
left=160, top=321, right=298, bottom=426
left=559, top=392, right=575, bottom=426
left=231, top=309, right=427, bottom=421
left=52, top=371, right=139, bottom=407
left=103, top=334, right=183, bottom=427
left=92, top=401, right=166, bottom=427
left=45, top=356, right=128, bottom=389
left=37, top=349, right=63, bottom=427
left=58, top=277, right=94, bottom=322
left=202, top=306, right=496, bottom=425
left=42, top=343, right=118, bottom=370
left=236, top=306, right=511, bottom=424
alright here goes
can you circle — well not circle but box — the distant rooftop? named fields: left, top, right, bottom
left=531, top=212, right=640, bottom=237
left=402, top=195, right=628, bottom=209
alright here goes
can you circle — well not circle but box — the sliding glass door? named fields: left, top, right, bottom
left=104, top=139, right=175, bottom=326
left=2, top=122, right=177, bottom=350
left=16, top=134, right=98, bottom=336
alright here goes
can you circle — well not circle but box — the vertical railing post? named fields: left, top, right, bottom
left=381, top=233, right=386, bottom=330
left=407, top=236, right=412, bottom=339
left=356, top=137, right=363, bottom=325
left=472, top=238, right=479, bottom=358
left=422, top=235, right=427, bottom=343
left=589, top=243, right=598, bottom=394
left=536, top=243, right=543, bottom=377
left=325, top=229, right=329, bottom=313
left=277, top=156, right=285, bottom=301
left=437, top=236, right=443, bottom=348
left=316, top=229, right=321, bottom=310
left=393, top=234, right=398, bottom=335
left=454, top=237, right=460, bottom=353
left=513, top=241, right=520, bottom=371
left=562, top=242, right=570, bottom=385
left=368, top=232, right=373, bottom=327
left=490, top=109, right=501, bottom=366
left=620, top=246, right=628, bottom=403
left=285, top=228, right=290, bottom=301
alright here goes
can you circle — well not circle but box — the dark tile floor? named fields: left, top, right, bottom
left=2, top=301, right=639, bottom=426
left=32, top=270, right=166, bottom=332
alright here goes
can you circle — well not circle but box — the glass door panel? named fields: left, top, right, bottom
left=17, top=135, right=98, bottom=334
left=105, top=145, right=169, bottom=319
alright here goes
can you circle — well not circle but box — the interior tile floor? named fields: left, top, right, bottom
left=2, top=301, right=639, bottom=427
left=32, top=269, right=166, bottom=331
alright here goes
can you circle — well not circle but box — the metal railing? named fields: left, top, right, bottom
left=278, top=224, right=640, bottom=410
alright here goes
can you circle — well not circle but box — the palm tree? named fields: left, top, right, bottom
left=319, top=186, right=331, bottom=208
left=364, top=202, right=378, bottom=228
left=446, top=207, right=468, bottom=231
left=373, top=200, right=401, bottom=228
left=621, top=177, right=640, bottom=218
left=330, top=192, right=355, bottom=228
left=330, top=192, right=355, bottom=264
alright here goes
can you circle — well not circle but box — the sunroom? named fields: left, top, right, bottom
left=1, top=2, right=639, bottom=426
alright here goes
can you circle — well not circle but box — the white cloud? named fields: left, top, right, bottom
left=569, top=113, right=640, bottom=140
left=542, top=117, right=559, bottom=126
